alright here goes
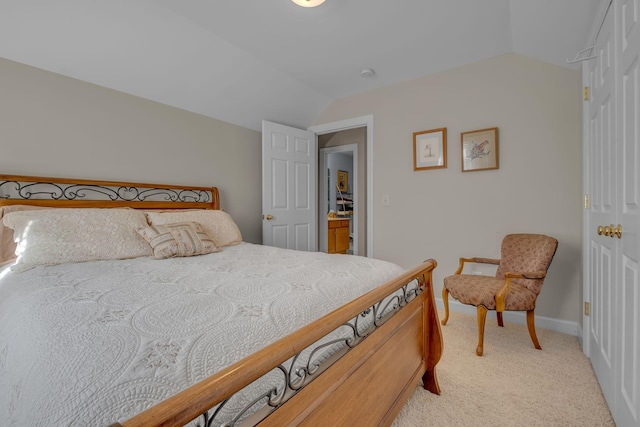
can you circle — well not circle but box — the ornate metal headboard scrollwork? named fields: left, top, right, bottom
left=0, top=175, right=220, bottom=210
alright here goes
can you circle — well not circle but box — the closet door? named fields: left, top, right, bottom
left=586, top=1, right=640, bottom=425
left=616, top=0, right=640, bottom=425
left=586, top=2, right=618, bottom=409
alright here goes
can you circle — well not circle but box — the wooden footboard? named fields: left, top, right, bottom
left=113, top=260, right=442, bottom=427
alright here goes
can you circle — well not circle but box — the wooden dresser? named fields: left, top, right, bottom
left=328, top=218, right=350, bottom=254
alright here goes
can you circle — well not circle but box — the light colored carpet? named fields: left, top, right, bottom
left=392, top=311, right=615, bottom=427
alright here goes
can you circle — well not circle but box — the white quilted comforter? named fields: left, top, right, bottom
left=0, top=243, right=405, bottom=426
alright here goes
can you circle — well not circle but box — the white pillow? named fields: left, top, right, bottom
left=145, top=210, right=242, bottom=247
left=3, top=208, right=152, bottom=271
left=0, top=204, right=49, bottom=266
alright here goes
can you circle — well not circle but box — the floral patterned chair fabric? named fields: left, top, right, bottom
left=441, top=234, right=558, bottom=356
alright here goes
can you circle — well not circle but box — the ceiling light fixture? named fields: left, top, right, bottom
left=291, top=0, right=326, bottom=7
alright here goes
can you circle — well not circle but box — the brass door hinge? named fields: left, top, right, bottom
left=584, top=194, right=590, bottom=209
left=584, top=86, right=590, bottom=101
left=584, top=302, right=590, bottom=316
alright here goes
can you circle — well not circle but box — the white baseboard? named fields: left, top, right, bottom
left=576, top=323, right=584, bottom=348
left=435, top=298, right=580, bottom=337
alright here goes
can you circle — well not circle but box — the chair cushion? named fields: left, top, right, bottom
left=444, top=274, right=538, bottom=311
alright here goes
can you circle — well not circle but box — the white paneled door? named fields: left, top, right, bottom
left=617, top=0, right=640, bottom=424
left=262, top=120, right=317, bottom=251
left=586, top=1, right=617, bottom=411
left=585, top=1, right=640, bottom=425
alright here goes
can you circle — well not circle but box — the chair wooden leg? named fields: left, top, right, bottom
left=476, top=306, right=488, bottom=356
left=441, top=286, right=450, bottom=325
left=497, top=311, right=504, bottom=327
left=527, top=309, right=542, bottom=350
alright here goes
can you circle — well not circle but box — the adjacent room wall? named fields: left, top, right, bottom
left=327, top=152, right=353, bottom=214
left=313, top=53, right=583, bottom=325
left=0, top=58, right=262, bottom=243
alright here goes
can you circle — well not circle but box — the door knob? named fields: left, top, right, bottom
left=611, top=224, right=622, bottom=238
left=597, top=224, right=622, bottom=238
left=265, top=214, right=273, bottom=221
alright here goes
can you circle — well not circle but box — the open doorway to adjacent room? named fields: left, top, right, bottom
left=317, top=127, right=366, bottom=256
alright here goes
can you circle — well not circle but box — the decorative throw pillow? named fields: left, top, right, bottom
left=145, top=210, right=242, bottom=247
left=136, top=222, right=220, bottom=259
left=2, top=208, right=152, bottom=272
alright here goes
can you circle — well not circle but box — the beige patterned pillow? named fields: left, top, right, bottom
left=136, top=222, right=220, bottom=259
left=145, top=210, right=242, bottom=247
left=2, top=208, right=152, bottom=271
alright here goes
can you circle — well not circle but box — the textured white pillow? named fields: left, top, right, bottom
left=0, top=205, right=49, bottom=266
left=145, top=210, right=242, bottom=247
left=3, top=208, right=152, bottom=271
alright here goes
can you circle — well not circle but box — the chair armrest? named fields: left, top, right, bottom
left=522, top=271, right=546, bottom=280
left=495, top=276, right=514, bottom=313
left=454, top=258, right=475, bottom=274
left=454, top=257, right=501, bottom=274
left=472, top=257, right=500, bottom=265
left=454, top=257, right=500, bottom=274
left=495, top=271, right=547, bottom=312
left=505, top=271, right=547, bottom=280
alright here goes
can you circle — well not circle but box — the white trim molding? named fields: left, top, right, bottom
left=435, top=298, right=580, bottom=337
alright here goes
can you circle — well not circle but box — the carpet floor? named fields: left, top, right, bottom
left=392, top=311, right=615, bottom=427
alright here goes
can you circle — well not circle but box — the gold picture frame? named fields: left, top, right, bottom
left=461, top=127, right=499, bottom=172
left=337, top=170, right=349, bottom=192
left=413, top=127, right=447, bottom=170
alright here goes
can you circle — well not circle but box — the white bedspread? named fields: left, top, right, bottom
left=0, top=243, right=404, bottom=426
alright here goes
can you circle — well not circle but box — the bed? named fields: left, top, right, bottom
left=0, top=174, right=442, bottom=427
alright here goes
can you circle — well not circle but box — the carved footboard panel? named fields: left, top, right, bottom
left=114, top=260, right=442, bottom=427
left=261, top=287, right=432, bottom=426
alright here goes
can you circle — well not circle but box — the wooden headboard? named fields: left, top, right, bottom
left=0, top=174, right=220, bottom=210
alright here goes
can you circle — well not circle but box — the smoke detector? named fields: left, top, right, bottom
left=360, top=68, right=375, bottom=78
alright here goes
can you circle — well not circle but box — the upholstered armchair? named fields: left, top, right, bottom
left=441, top=234, right=558, bottom=356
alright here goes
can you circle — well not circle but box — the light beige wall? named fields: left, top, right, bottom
left=314, top=53, right=583, bottom=323
left=0, top=58, right=262, bottom=243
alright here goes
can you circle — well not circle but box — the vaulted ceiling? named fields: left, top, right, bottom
left=0, top=0, right=601, bottom=131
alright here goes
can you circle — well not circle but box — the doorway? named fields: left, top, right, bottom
left=319, top=144, right=358, bottom=255
left=317, top=127, right=365, bottom=256
left=261, top=115, right=373, bottom=255
left=309, top=115, right=373, bottom=257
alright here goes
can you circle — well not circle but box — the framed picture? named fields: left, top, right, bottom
left=337, top=170, right=349, bottom=192
left=461, top=127, right=499, bottom=172
left=413, top=127, right=447, bottom=170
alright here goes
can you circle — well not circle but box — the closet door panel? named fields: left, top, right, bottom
left=617, top=0, right=640, bottom=424
left=587, top=5, right=618, bottom=408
